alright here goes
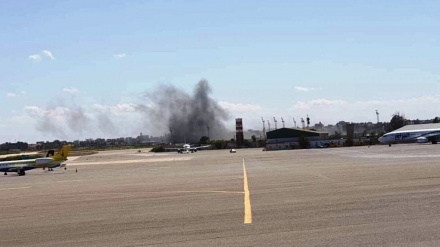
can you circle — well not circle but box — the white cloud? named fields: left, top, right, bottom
left=42, top=50, right=55, bottom=60
left=28, top=54, right=42, bottom=62
left=219, top=101, right=262, bottom=112
left=62, top=87, right=80, bottom=94
left=92, top=103, right=137, bottom=114
left=293, top=99, right=347, bottom=110
left=24, top=106, right=47, bottom=117
left=294, top=86, right=322, bottom=92
left=28, top=50, right=55, bottom=62
left=6, top=93, right=17, bottom=97
left=113, top=53, right=126, bottom=59
left=354, top=95, right=440, bottom=108
left=287, top=94, right=440, bottom=126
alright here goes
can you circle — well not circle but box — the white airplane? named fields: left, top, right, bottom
left=174, top=143, right=211, bottom=154
left=0, top=145, right=72, bottom=176
left=378, top=123, right=440, bottom=146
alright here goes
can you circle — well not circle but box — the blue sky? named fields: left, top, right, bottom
left=1, top=0, right=439, bottom=143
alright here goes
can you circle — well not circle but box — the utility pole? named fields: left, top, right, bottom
left=261, top=117, right=266, bottom=139
left=169, top=128, right=173, bottom=143
left=281, top=117, right=285, bottom=128
left=273, top=117, right=278, bottom=130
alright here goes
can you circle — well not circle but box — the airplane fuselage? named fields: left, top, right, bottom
left=1, top=145, right=71, bottom=176
left=0, top=159, right=67, bottom=173
left=379, top=129, right=440, bottom=145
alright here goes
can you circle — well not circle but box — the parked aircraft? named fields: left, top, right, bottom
left=0, top=145, right=72, bottom=176
left=379, top=123, right=440, bottom=146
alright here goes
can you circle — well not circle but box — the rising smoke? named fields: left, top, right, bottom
left=137, top=79, right=230, bottom=143
left=27, top=80, right=230, bottom=143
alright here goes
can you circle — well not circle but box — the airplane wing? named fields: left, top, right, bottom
left=420, top=131, right=440, bottom=143
left=0, top=160, right=37, bottom=175
left=190, top=145, right=211, bottom=151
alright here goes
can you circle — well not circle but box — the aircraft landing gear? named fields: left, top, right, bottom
left=17, top=170, right=25, bottom=176
left=4, top=172, right=7, bottom=175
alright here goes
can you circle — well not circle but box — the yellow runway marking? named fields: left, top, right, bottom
left=0, top=186, right=31, bottom=191
left=243, top=158, right=252, bottom=224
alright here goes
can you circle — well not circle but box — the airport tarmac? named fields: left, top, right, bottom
left=1, top=144, right=440, bottom=246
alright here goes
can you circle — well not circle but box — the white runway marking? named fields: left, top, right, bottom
left=67, top=156, right=193, bottom=166
left=0, top=186, right=31, bottom=191
left=313, top=149, right=440, bottom=159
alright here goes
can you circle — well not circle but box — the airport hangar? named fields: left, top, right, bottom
left=265, top=127, right=343, bottom=150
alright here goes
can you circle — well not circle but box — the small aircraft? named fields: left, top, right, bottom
left=0, top=145, right=72, bottom=176
left=379, top=123, right=440, bottom=146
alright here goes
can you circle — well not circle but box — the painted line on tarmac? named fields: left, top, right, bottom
left=0, top=186, right=31, bottom=191
left=67, top=157, right=193, bottom=166
left=56, top=180, right=82, bottom=183
left=173, top=190, right=244, bottom=194
left=243, top=158, right=252, bottom=224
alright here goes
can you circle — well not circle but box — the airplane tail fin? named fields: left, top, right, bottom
left=52, top=145, right=72, bottom=161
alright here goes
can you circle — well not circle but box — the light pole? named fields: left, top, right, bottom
left=281, top=117, right=285, bottom=128
left=293, top=118, right=297, bottom=128
left=273, top=117, right=278, bottom=130
left=267, top=120, right=271, bottom=131
left=261, top=117, right=266, bottom=139
left=169, top=128, right=173, bottom=143
left=207, top=125, right=210, bottom=140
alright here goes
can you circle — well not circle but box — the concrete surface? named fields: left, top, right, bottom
left=1, top=144, right=440, bottom=246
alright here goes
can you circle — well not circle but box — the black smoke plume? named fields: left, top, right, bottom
left=137, top=79, right=230, bottom=143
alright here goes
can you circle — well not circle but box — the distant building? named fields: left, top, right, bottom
left=265, top=127, right=341, bottom=150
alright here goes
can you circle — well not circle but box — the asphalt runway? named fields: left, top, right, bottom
left=1, top=145, right=440, bottom=246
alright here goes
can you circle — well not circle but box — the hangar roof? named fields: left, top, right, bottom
left=266, top=128, right=321, bottom=139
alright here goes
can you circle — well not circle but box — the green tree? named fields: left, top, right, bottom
left=199, top=136, right=210, bottom=145
left=151, top=146, right=165, bottom=152
left=433, top=117, right=440, bottom=123
left=390, top=112, right=407, bottom=130
left=251, top=135, right=257, bottom=143
left=211, top=140, right=226, bottom=149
